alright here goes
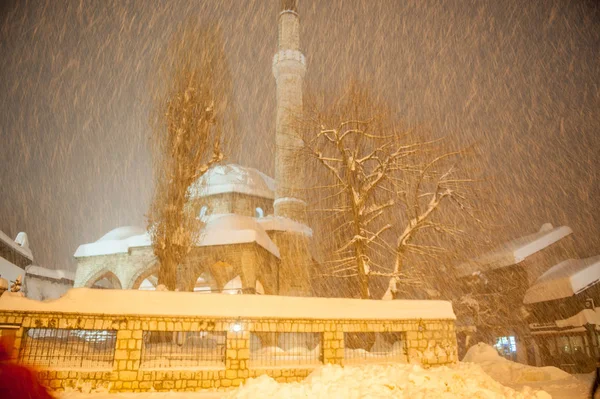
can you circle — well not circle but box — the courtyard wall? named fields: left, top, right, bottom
left=0, top=289, right=457, bottom=393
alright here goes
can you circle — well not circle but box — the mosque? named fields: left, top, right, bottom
left=73, top=1, right=316, bottom=297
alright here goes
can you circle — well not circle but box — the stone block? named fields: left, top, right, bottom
left=114, top=349, right=128, bottom=360
left=237, top=348, right=249, bottom=359
left=119, top=371, right=137, bottom=381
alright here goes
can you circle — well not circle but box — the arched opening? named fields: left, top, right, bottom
left=223, top=275, right=242, bottom=294
left=194, top=271, right=218, bottom=293
left=255, top=207, right=264, bottom=218
left=138, top=275, right=158, bottom=291
left=255, top=280, right=265, bottom=295
left=131, top=262, right=160, bottom=290
left=87, top=271, right=122, bottom=290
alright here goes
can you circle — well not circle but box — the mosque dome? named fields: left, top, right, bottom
left=96, top=226, right=146, bottom=242
left=189, top=164, right=275, bottom=200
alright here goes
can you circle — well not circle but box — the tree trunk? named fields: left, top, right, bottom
left=355, top=243, right=370, bottom=299
left=158, top=257, right=178, bottom=290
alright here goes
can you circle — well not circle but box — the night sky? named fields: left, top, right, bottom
left=1, top=0, right=599, bottom=271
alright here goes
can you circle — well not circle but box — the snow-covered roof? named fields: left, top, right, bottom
left=555, top=308, right=600, bottom=328
left=75, top=214, right=281, bottom=259
left=25, top=265, right=75, bottom=282
left=74, top=228, right=151, bottom=258
left=523, top=256, right=600, bottom=304
left=0, top=288, right=455, bottom=320
left=456, top=224, right=572, bottom=277
left=0, top=229, right=33, bottom=260
left=257, top=215, right=312, bottom=236
left=199, top=214, right=280, bottom=258
left=189, top=164, right=275, bottom=200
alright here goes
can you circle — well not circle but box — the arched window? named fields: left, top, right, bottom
left=199, top=205, right=208, bottom=219
left=255, top=207, right=264, bottom=218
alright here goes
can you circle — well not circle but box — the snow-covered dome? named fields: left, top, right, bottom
left=189, top=164, right=275, bottom=200
left=96, top=226, right=146, bottom=242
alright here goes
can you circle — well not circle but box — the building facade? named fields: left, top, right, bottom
left=74, top=2, right=315, bottom=297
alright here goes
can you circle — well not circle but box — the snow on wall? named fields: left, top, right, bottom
left=189, top=164, right=276, bottom=200
left=0, top=229, right=33, bottom=260
left=523, top=256, right=600, bottom=304
left=25, top=265, right=75, bottom=281
left=456, top=224, right=572, bottom=276
left=257, top=215, right=312, bottom=236
left=0, top=288, right=456, bottom=320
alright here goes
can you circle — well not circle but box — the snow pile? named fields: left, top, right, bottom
left=226, top=363, right=550, bottom=399
left=463, top=343, right=570, bottom=385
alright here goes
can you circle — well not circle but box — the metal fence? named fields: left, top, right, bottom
left=344, top=332, right=406, bottom=364
left=141, top=331, right=226, bottom=368
left=249, top=332, right=321, bottom=367
left=19, top=328, right=116, bottom=369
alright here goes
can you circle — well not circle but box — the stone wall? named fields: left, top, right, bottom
left=0, top=311, right=457, bottom=393
left=194, top=193, right=274, bottom=218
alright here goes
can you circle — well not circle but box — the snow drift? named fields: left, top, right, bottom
left=462, top=343, right=570, bottom=384
left=225, top=362, right=550, bottom=399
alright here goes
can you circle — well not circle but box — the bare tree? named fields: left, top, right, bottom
left=302, top=85, right=479, bottom=299
left=147, top=24, right=231, bottom=290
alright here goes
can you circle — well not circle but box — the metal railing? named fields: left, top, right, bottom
left=141, top=331, right=226, bottom=368
left=249, top=332, right=321, bottom=367
left=344, top=332, right=406, bottom=364
left=19, top=328, right=116, bottom=369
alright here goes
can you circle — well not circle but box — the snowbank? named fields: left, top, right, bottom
left=0, top=288, right=455, bottom=320
left=225, top=363, right=550, bottom=399
left=462, top=343, right=570, bottom=385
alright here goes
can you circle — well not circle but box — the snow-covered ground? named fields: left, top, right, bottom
left=56, top=343, right=593, bottom=399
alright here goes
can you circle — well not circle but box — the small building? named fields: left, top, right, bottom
left=453, top=223, right=575, bottom=364
left=23, top=265, right=75, bottom=301
left=525, top=256, right=600, bottom=373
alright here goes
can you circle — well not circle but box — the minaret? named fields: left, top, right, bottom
left=272, top=0, right=312, bottom=297
left=272, top=0, right=306, bottom=222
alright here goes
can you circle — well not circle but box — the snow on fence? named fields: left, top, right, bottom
left=344, top=332, right=406, bottom=364
left=140, top=331, right=226, bottom=368
left=249, top=332, right=321, bottom=367
left=19, top=328, right=116, bottom=369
